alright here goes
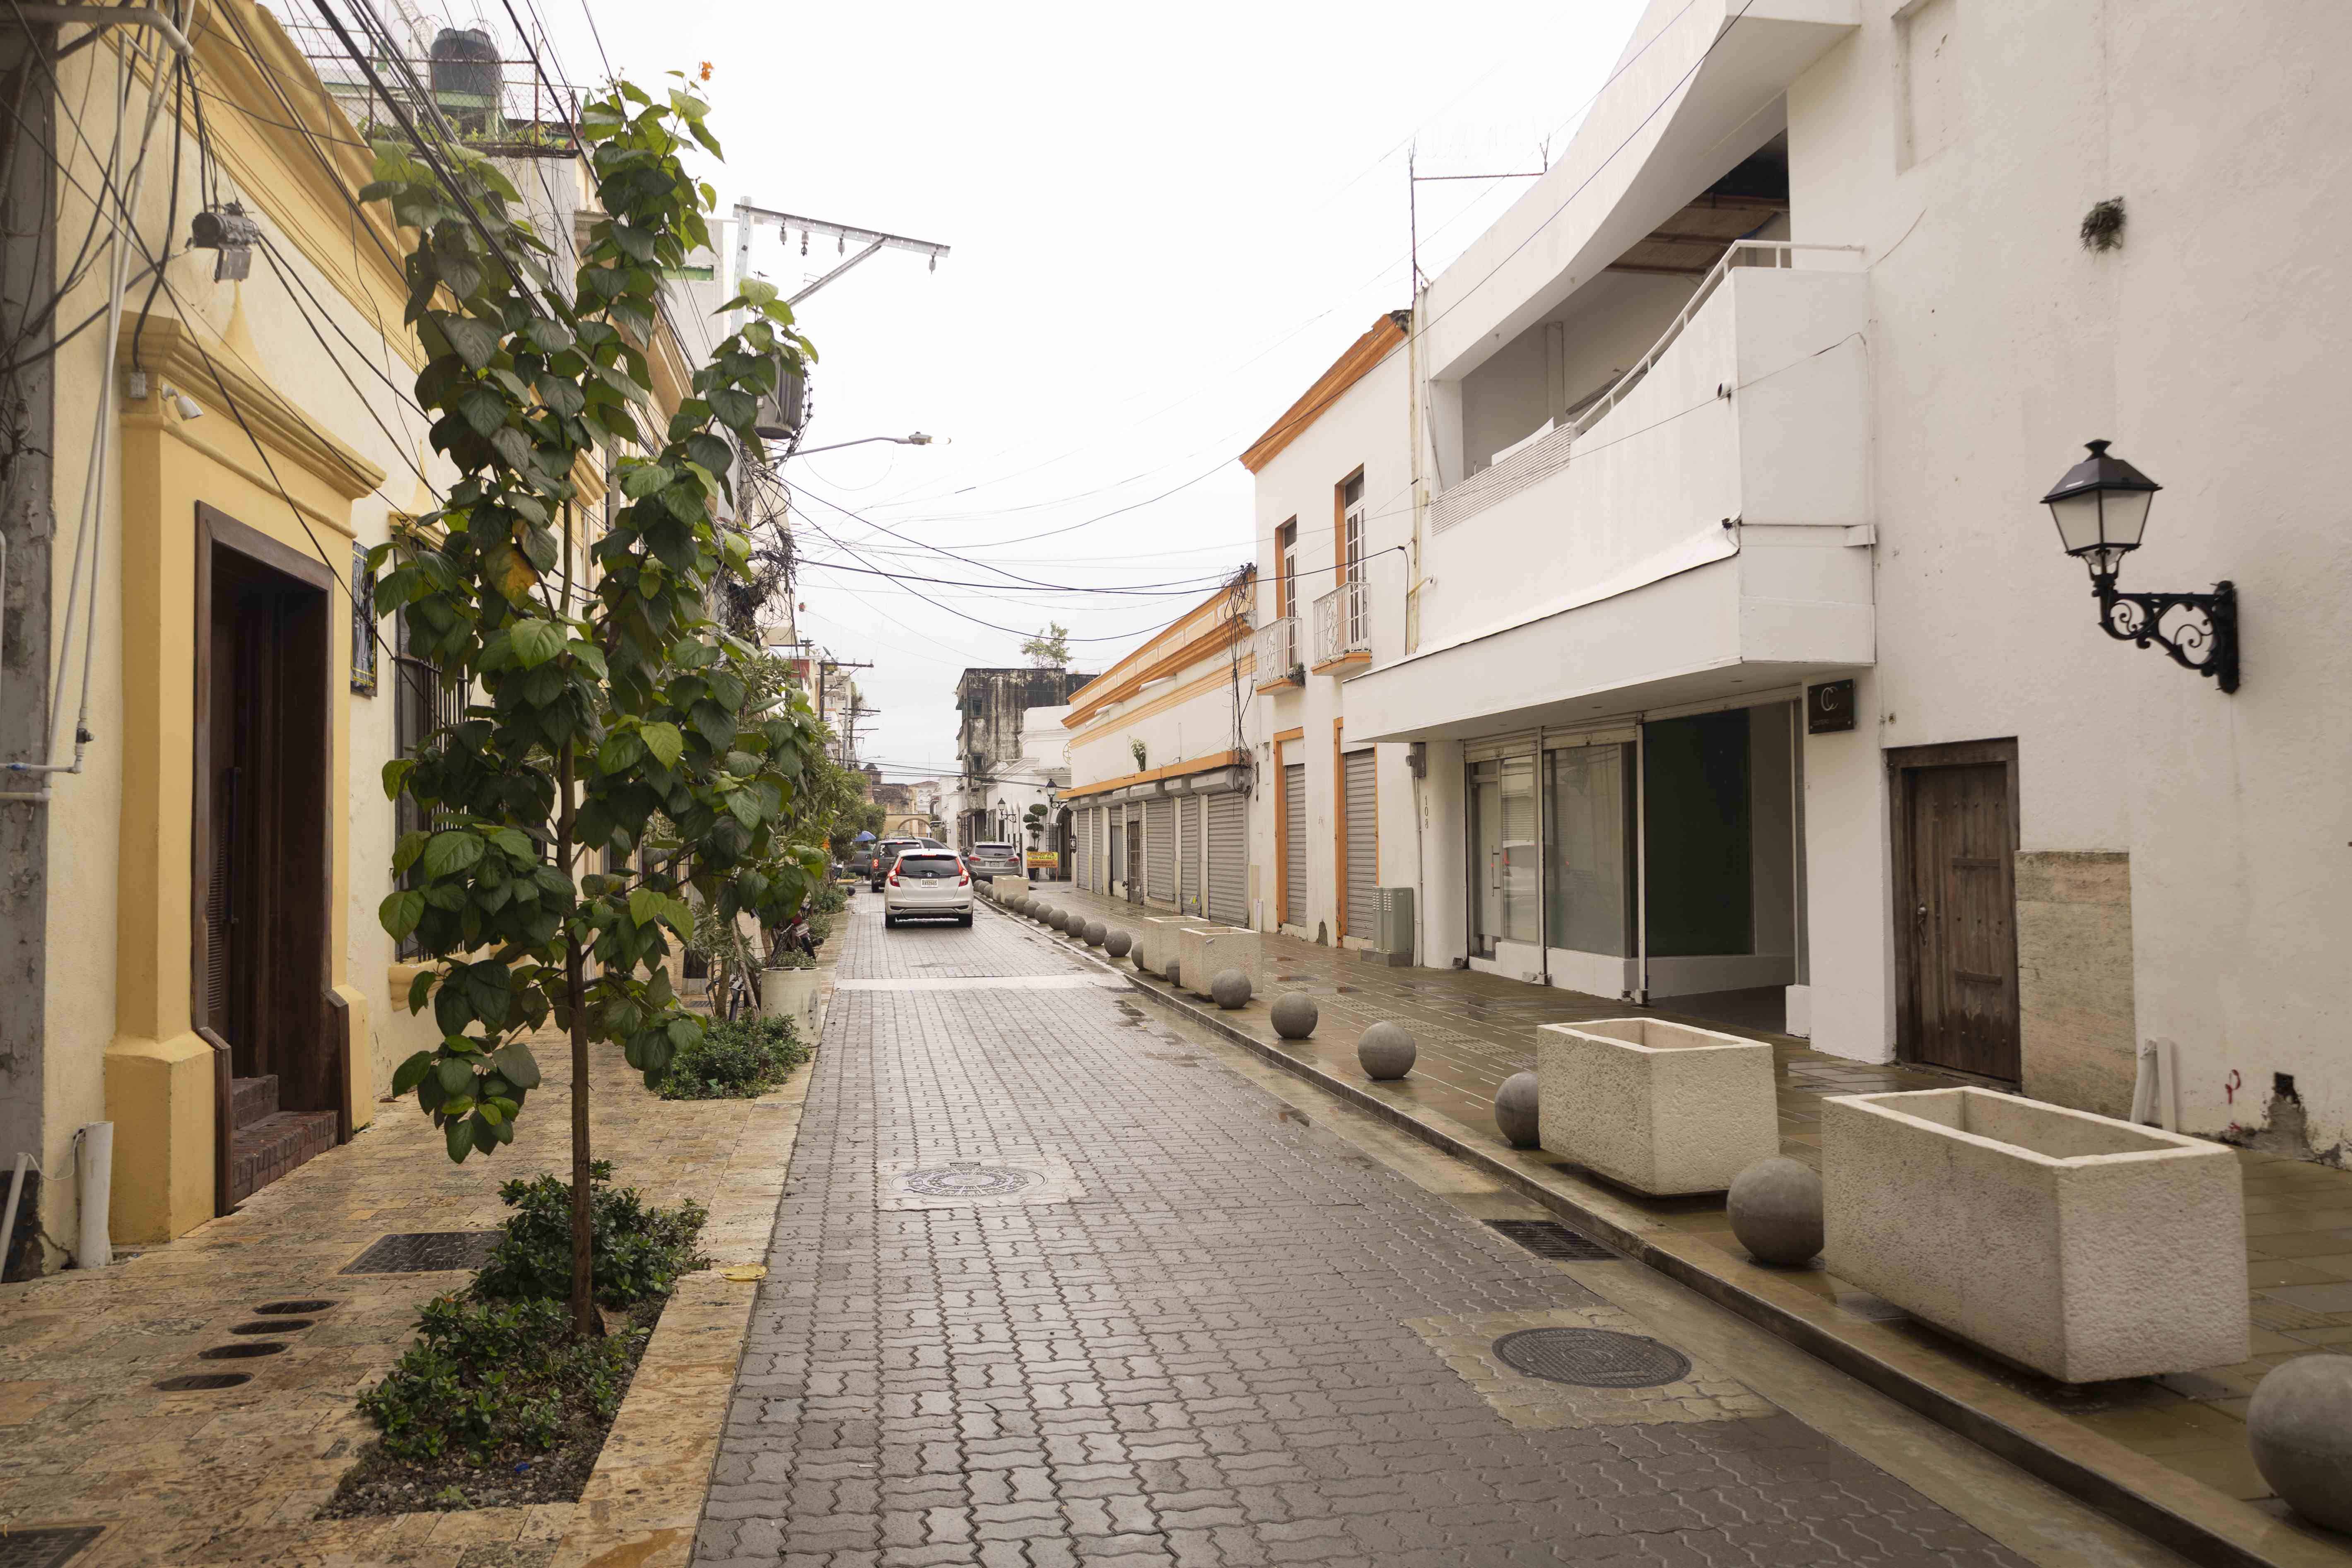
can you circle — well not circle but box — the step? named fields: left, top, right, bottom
left=229, top=1074, right=279, bottom=1131
left=228, top=1110, right=337, bottom=1204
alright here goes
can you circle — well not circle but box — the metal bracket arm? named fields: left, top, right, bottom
left=2091, top=575, right=2239, bottom=693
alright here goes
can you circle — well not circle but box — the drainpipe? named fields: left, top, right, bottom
left=1534, top=731, right=1550, bottom=989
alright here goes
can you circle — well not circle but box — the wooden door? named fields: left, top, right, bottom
left=1897, top=746, right=2020, bottom=1081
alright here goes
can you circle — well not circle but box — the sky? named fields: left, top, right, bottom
left=388, top=0, right=1652, bottom=780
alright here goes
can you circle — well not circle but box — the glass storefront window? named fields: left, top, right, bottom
left=1544, top=743, right=1633, bottom=956
left=1468, top=755, right=1539, bottom=957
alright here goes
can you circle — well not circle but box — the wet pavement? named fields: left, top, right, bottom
left=692, top=898, right=2040, bottom=1567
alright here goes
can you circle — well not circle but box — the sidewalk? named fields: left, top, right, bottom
left=0, top=953, right=831, bottom=1568
left=1013, top=883, right=2352, bottom=1568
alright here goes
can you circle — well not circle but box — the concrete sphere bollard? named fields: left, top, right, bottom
left=1727, top=1157, right=1825, bottom=1267
left=1493, top=1071, right=1541, bottom=1148
left=1270, top=992, right=1318, bottom=1040
left=1104, top=929, right=1133, bottom=959
left=2250, top=1355, right=2352, bottom=1533
left=1211, top=968, right=1252, bottom=1009
left=1164, top=956, right=1181, bottom=988
left=1050, top=908, right=1072, bottom=933
left=1358, top=1021, right=1417, bottom=1081
left=1082, top=918, right=1107, bottom=947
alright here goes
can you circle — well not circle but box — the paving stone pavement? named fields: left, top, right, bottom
left=694, top=899, right=2034, bottom=1568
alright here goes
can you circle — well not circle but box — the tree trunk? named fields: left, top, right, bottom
left=556, top=741, right=598, bottom=1339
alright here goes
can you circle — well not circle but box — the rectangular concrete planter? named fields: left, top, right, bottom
left=1138, top=917, right=1206, bottom=978
left=1534, top=1018, right=1779, bottom=1195
left=760, top=965, right=821, bottom=1043
left=991, top=875, right=1028, bottom=899
left=1823, top=1088, right=2248, bottom=1383
left=1176, top=926, right=1260, bottom=996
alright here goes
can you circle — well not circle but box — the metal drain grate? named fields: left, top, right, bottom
left=340, top=1231, right=501, bottom=1275
left=154, top=1373, right=249, bottom=1392
left=0, top=1527, right=103, bottom=1568
left=1492, top=1327, right=1691, bottom=1389
left=1485, top=1219, right=1617, bottom=1261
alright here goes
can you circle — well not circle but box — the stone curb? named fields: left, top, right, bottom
left=982, top=900, right=2339, bottom=1568
left=548, top=940, right=837, bottom=1568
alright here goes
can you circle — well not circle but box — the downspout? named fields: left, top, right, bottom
left=1405, top=295, right=1426, bottom=967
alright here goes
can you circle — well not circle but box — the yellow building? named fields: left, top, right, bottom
left=0, top=0, right=696, bottom=1264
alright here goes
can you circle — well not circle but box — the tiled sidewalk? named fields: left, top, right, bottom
left=1023, top=885, right=2352, bottom=1560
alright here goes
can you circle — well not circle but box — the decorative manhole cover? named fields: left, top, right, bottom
left=899, top=1161, right=1039, bottom=1198
left=198, top=1341, right=286, bottom=1360
left=1491, top=1327, right=1691, bottom=1389
left=340, top=1231, right=501, bottom=1275
left=154, top=1372, right=249, bottom=1392
left=0, top=1525, right=103, bottom=1568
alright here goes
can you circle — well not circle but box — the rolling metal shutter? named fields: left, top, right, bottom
left=1094, top=808, right=1109, bottom=892
left=1074, top=807, right=1092, bottom=890
left=1206, top=791, right=1247, bottom=924
left=1344, top=749, right=1377, bottom=938
left=1180, top=796, right=1203, bottom=915
left=1146, top=798, right=1175, bottom=902
left=1282, top=762, right=1307, bottom=926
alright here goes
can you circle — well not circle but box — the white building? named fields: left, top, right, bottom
left=1061, top=579, right=1255, bottom=919
left=1324, top=0, right=2352, bottom=1155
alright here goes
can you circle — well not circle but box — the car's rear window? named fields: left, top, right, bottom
left=896, top=854, right=961, bottom=879
left=975, top=844, right=1016, bottom=854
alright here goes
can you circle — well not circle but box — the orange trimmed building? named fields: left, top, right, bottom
left=1058, top=573, right=1254, bottom=920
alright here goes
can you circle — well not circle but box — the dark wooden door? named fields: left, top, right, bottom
left=1901, top=758, right=2019, bottom=1080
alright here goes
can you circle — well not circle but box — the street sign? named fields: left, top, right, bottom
left=1025, top=850, right=1059, bottom=868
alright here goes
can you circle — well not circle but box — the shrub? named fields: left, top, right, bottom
left=472, top=1163, right=708, bottom=1307
left=356, top=1294, right=640, bottom=1464
left=658, top=1014, right=808, bottom=1101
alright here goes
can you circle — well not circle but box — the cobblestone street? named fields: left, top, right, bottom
left=693, top=900, right=2046, bottom=1568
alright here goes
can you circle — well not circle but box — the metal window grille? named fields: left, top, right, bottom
left=350, top=541, right=378, bottom=696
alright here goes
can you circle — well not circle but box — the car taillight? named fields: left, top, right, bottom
left=888, top=871, right=901, bottom=886
left=957, top=868, right=970, bottom=886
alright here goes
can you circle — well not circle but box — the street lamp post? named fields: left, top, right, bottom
left=783, top=432, right=939, bottom=459
left=2039, top=439, right=2239, bottom=692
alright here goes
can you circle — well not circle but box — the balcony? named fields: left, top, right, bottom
left=1351, top=242, right=1876, bottom=743
left=1254, top=616, right=1301, bottom=693
left=1311, top=579, right=1371, bottom=675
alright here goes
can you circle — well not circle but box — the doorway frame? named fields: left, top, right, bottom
left=1886, top=736, right=2022, bottom=1081
left=190, top=502, right=342, bottom=1213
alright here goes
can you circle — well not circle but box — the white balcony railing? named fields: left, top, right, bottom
left=1312, top=579, right=1370, bottom=667
left=1430, top=241, right=1863, bottom=537
left=1254, top=615, right=1300, bottom=685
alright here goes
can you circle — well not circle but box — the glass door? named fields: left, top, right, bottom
left=1543, top=742, right=1633, bottom=956
left=1467, top=755, right=1539, bottom=959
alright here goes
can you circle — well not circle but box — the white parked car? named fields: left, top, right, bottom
left=882, top=849, right=973, bottom=929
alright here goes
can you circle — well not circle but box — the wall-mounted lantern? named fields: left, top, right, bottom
left=2041, top=439, right=2238, bottom=692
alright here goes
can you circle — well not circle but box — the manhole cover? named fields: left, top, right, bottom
left=230, top=1318, right=313, bottom=1334
left=253, top=1298, right=338, bottom=1315
left=899, top=1162, right=1038, bottom=1198
left=0, top=1525, right=102, bottom=1568
left=198, top=1341, right=286, bottom=1360
left=1491, top=1328, right=1691, bottom=1388
left=340, top=1232, right=500, bottom=1274
left=1485, top=1219, right=1617, bottom=1262
left=153, top=1373, right=249, bottom=1392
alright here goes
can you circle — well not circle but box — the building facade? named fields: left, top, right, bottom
left=1331, top=0, right=2352, bottom=1155
left=950, top=666, right=1093, bottom=849
left=1061, top=579, right=1254, bottom=921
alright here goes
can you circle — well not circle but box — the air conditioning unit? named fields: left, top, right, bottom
left=1366, top=886, right=1414, bottom=967
left=753, top=358, right=807, bottom=442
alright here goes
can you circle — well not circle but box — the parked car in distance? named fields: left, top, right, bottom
left=965, top=841, right=1023, bottom=879
left=882, top=849, right=972, bottom=928
left=868, top=837, right=946, bottom=891
left=844, top=843, right=873, bottom=879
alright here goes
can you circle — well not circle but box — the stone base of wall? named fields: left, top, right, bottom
left=2017, top=850, right=2135, bottom=1119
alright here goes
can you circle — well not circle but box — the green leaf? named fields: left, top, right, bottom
left=456, top=385, right=507, bottom=437
left=391, top=829, right=430, bottom=876
left=421, top=830, right=486, bottom=878
left=509, top=618, right=564, bottom=668
left=488, top=826, right=536, bottom=861
left=627, top=888, right=663, bottom=929
left=408, top=967, right=436, bottom=1014
left=620, top=463, right=673, bottom=499
left=391, top=1050, right=436, bottom=1095
left=444, top=1115, right=475, bottom=1161
left=490, top=1042, right=542, bottom=1090
left=439, top=313, right=501, bottom=370
left=597, top=729, right=646, bottom=774
left=724, top=789, right=760, bottom=830
left=640, top=721, right=683, bottom=769
left=382, top=757, right=418, bottom=802
left=437, top=1057, right=476, bottom=1096
left=379, top=888, right=426, bottom=939
left=491, top=425, right=533, bottom=473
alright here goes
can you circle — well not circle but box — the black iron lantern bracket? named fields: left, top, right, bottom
left=2088, top=573, right=2238, bottom=693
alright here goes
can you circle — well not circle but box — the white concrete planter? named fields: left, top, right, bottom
left=1534, top=1018, right=1778, bottom=1195
left=991, top=875, right=1028, bottom=900
left=1137, top=917, right=1206, bottom=977
left=1823, top=1087, right=2248, bottom=1383
left=760, top=965, right=822, bottom=1042
left=1177, top=926, right=1260, bottom=997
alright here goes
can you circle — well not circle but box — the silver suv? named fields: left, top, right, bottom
left=965, top=841, right=1023, bottom=879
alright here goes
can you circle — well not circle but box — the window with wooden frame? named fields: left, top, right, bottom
left=1276, top=519, right=1298, bottom=618
left=1339, top=471, right=1365, bottom=584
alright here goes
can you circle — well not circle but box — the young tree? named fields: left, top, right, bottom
left=366, top=76, right=826, bottom=1337
left=1020, top=622, right=1070, bottom=668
